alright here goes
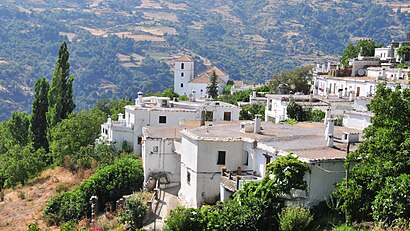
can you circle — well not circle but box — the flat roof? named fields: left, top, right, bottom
left=182, top=121, right=362, bottom=162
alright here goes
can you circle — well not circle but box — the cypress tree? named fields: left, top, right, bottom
left=207, top=70, right=219, bottom=99
left=30, top=77, right=49, bottom=151
left=47, top=42, right=75, bottom=128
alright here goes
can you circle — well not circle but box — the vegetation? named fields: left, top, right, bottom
left=165, top=154, right=310, bottom=230
left=286, top=100, right=325, bottom=122
left=119, top=194, right=149, bottom=230
left=1, top=0, right=407, bottom=120
left=43, top=157, right=144, bottom=225
left=239, top=104, right=265, bottom=120
left=333, top=84, right=410, bottom=226
left=270, top=66, right=312, bottom=94
left=340, top=39, right=381, bottom=66
left=278, top=207, right=313, bottom=231
left=30, top=77, right=50, bottom=151
left=207, top=71, right=219, bottom=99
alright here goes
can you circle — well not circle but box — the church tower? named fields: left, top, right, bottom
left=174, top=55, right=194, bottom=96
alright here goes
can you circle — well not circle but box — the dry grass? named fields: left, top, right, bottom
left=114, top=32, right=165, bottom=42
left=142, top=11, right=178, bottom=22
left=0, top=167, right=84, bottom=231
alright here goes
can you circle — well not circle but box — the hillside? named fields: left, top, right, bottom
left=0, top=0, right=409, bottom=120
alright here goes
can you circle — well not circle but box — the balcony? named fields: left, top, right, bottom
left=220, top=167, right=262, bottom=192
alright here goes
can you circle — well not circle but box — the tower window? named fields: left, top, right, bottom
left=181, top=83, right=184, bottom=88
left=181, top=63, right=184, bottom=69
left=187, top=170, right=191, bottom=184
left=181, top=72, right=184, bottom=77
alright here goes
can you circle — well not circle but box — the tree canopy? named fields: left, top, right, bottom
left=333, top=84, right=410, bottom=225
left=270, top=66, right=312, bottom=95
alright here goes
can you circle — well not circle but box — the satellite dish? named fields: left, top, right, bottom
left=358, top=69, right=365, bottom=76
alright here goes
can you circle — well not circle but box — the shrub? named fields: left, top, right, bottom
left=372, top=174, right=410, bottom=226
left=43, top=157, right=144, bottom=224
left=279, top=206, right=313, bottom=231
left=60, top=221, right=77, bottom=231
left=164, top=206, right=203, bottom=231
left=119, top=195, right=148, bottom=229
left=27, top=223, right=42, bottom=231
left=310, top=109, right=325, bottom=122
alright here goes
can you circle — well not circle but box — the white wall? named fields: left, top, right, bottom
left=142, top=138, right=181, bottom=183
left=305, top=162, right=346, bottom=207
left=343, top=112, right=371, bottom=130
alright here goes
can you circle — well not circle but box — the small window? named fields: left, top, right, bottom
left=159, top=116, right=167, bottom=124
left=243, top=151, right=249, bottom=166
left=181, top=72, right=184, bottom=77
left=181, top=63, right=184, bottom=69
left=138, top=136, right=142, bottom=145
left=181, top=83, right=184, bottom=88
left=223, top=112, right=231, bottom=121
left=217, top=151, right=226, bottom=165
left=187, top=170, right=191, bottom=184
left=105, top=129, right=108, bottom=135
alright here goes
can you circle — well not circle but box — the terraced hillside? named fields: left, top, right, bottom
left=0, top=0, right=409, bottom=120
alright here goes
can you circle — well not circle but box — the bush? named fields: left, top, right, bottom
left=164, top=206, right=203, bottom=231
left=60, top=221, right=77, bottom=231
left=372, top=174, right=410, bottom=226
left=310, top=109, right=325, bottom=122
left=27, top=223, right=42, bottom=231
left=279, top=206, right=313, bottom=231
left=120, top=194, right=149, bottom=229
left=43, top=157, right=144, bottom=224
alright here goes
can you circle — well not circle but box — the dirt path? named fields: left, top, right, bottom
left=144, top=185, right=181, bottom=230
left=0, top=167, right=84, bottom=230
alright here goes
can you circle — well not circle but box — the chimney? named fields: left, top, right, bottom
left=192, top=90, right=196, bottom=102
left=252, top=91, right=257, bottom=98
left=327, top=134, right=334, bottom=147
left=254, top=114, right=261, bottom=134
left=349, top=91, right=354, bottom=102
left=407, top=33, right=410, bottom=42
left=324, top=119, right=334, bottom=140
left=117, top=113, right=124, bottom=121
left=327, top=61, right=331, bottom=72
left=107, top=115, right=112, bottom=125
left=324, top=107, right=331, bottom=125
left=200, top=110, right=206, bottom=126
left=136, top=91, right=143, bottom=106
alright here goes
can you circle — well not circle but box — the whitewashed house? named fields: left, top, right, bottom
left=97, top=93, right=240, bottom=154
left=174, top=55, right=229, bottom=98
left=178, top=118, right=361, bottom=208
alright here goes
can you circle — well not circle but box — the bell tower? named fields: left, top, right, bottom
left=174, top=55, right=194, bottom=96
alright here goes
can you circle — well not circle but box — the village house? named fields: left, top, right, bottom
left=177, top=117, right=361, bottom=208
left=173, top=55, right=230, bottom=98
left=97, top=93, right=240, bottom=154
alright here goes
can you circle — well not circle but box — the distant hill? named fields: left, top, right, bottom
left=0, top=0, right=409, bottom=120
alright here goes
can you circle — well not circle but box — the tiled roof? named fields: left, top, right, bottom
left=175, top=55, right=194, bottom=62
left=189, top=66, right=228, bottom=84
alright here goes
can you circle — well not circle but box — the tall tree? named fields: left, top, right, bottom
left=47, top=42, right=75, bottom=128
left=30, top=77, right=49, bottom=151
left=207, top=71, right=219, bottom=99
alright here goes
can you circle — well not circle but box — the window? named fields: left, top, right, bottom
left=243, top=151, right=249, bottom=166
left=223, top=112, right=231, bottom=121
left=181, top=83, right=184, bottom=88
left=137, top=136, right=142, bottom=145
left=159, top=116, right=167, bottom=124
left=181, top=72, right=184, bottom=77
left=181, top=63, right=184, bottom=69
left=217, top=151, right=226, bottom=165
left=205, top=111, right=213, bottom=121
left=187, top=170, right=191, bottom=184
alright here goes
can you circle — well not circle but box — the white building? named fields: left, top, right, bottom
left=174, top=55, right=229, bottom=98
left=342, top=98, right=372, bottom=130
left=178, top=118, right=361, bottom=208
left=97, top=93, right=240, bottom=154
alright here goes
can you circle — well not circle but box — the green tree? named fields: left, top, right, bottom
left=48, top=109, right=106, bottom=165
left=30, top=77, right=50, bottom=151
left=333, top=84, right=410, bottom=224
left=120, top=195, right=149, bottom=230
left=207, top=71, right=219, bottom=99
left=340, top=39, right=380, bottom=67
left=239, top=104, right=265, bottom=120
left=271, top=66, right=312, bottom=95
left=47, top=42, right=75, bottom=128
left=6, top=112, right=30, bottom=146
